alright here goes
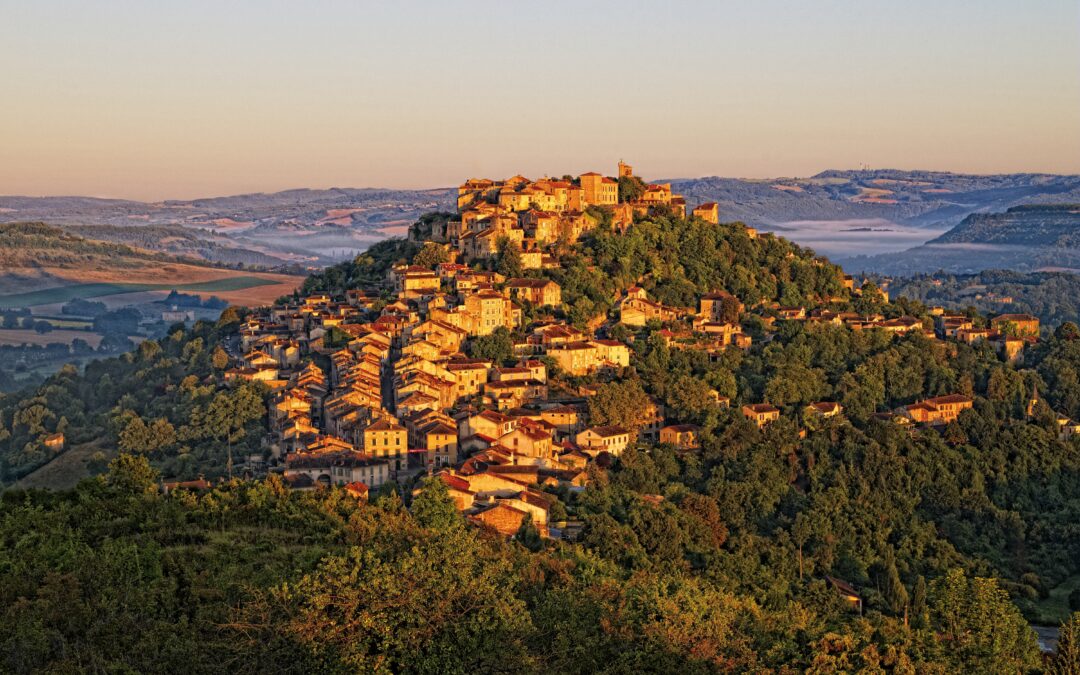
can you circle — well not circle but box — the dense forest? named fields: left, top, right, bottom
left=4, top=211, right=1080, bottom=671
left=4, top=457, right=1078, bottom=673
left=304, top=211, right=847, bottom=327
left=0, top=309, right=264, bottom=483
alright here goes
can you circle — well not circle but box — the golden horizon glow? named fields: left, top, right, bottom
left=1, top=0, right=1078, bottom=201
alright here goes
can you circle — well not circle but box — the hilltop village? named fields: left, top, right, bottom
left=226, top=162, right=1056, bottom=538
left=6, top=163, right=1080, bottom=674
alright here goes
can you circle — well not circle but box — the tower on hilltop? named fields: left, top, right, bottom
left=618, top=160, right=633, bottom=178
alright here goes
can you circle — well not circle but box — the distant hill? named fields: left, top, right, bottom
left=6, top=170, right=1080, bottom=266
left=0, top=222, right=303, bottom=309
left=0, top=187, right=457, bottom=265
left=61, top=224, right=285, bottom=267
left=668, top=170, right=1080, bottom=228
left=840, top=205, right=1080, bottom=275
left=930, top=204, right=1080, bottom=247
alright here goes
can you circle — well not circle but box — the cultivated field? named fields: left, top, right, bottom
left=0, top=328, right=105, bottom=347
left=0, top=262, right=304, bottom=309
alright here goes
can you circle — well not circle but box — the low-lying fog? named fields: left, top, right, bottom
left=760, top=219, right=945, bottom=257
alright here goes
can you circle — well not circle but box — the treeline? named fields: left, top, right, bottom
left=0, top=221, right=287, bottom=273
left=299, top=237, right=419, bottom=295
left=161, top=289, right=228, bottom=310
left=0, top=221, right=184, bottom=267
left=65, top=223, right=285, bottom=267
left=4, top=458, right=1077, bottom=673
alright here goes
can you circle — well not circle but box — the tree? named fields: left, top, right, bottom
left=911, top=575, right=929, bottom=630
left=323, top=326, right=353, bottom=348
left=118, top=415, right=151, bottom=454
left=929, top=568, right=1040, bottom=672
left=211, top=346, right=229, bottom=370
left=618, top=175, right=646, bottom=203
left=1057, top=322, right=1080, bottom=341
left=99, top=332, right=134, bottom=353
left=469, top=327, right=513, bottom=365
left=106, top=453, right=159, bottom=495
left=411, top=478, right=461, bottom=531
left=119, top=415, right=176, bottom=454
left=719, top=295, right=742, bottom=324
left=1052, top=612, right=1080, bottom=675
left=879, top=549, right=908, bottom=618
left=149, top=418, right=177, bottom=450
left=33, top=320, right=53, bottom=335
left=294, top=533, right=532, bottom=672
left=679, top=493, right=728, bottom=548
left=413, top=241, right=450, bottom=268
left=201, top=383, right=265, bottom=477
left=495, top=237, right=523, bottom=278
left=71, top=338, right=94, bottom=355
left=515, top=513, right=544, bottom=552
left=764, top=363, right=827, bottom=407
left=942, top=421, right=968, bottom=446
left=588, top=380, right=652, bottom=433
left=666, top=375, right=715, bottom=422
left=216, top=306, right=241, bottom=329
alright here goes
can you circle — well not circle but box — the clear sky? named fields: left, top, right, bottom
left=1, top=0, right=1078, bottom=200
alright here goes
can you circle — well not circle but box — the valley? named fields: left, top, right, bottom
left=841, top=204, right=1080, bottom=275
left=0, top=222, right=304, bottom=391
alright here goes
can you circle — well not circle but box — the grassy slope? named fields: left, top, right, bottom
left=13, top=441, right=109, bottom=491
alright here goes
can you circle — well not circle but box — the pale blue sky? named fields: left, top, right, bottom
left=1, top=0, right=1078, bottom=199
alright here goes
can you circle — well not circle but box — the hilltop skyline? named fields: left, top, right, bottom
left=2, top=0, right=1079, bottom=200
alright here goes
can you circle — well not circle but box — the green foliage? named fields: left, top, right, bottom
left=211, top=346, right=229, bottom=370
left=515, top=513, right=544, bottom=552
left=302, top=238, right=420, bottom=294
left=412, top=241, right=450, bottom=268
left=106, top=452, right=159, bottom=495
left=552, top=212, right=844, bottom=328
left=0, top=318, right=259, bottom=483
left=468, top=327, right=514, bottom=365
left=891, top=269, right=1080, bottom=329
left=118, top=414, right=177, bottom=454
left=495, top=236, right=524, bottom=278
left=323, top=325, right=353, bottom=348
left=929, top=569, right=1041, bottom=672
left=1053, top=612, right=1080, bottom=675
left=617, top=175, right=646, bottom=203
left=410, top=478, right=462, bottom=532
left=587, top=379, right=651, bottom=432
